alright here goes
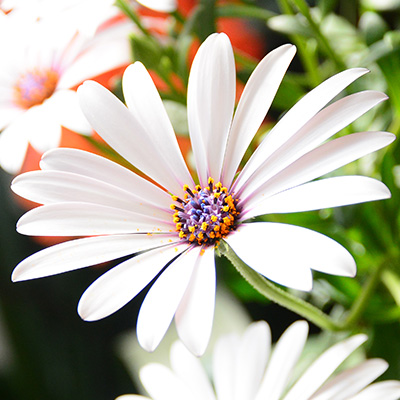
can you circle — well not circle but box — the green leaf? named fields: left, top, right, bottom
left=268, top=14, right=312, bottom=37
left=130, top=34, right=163, bottom=70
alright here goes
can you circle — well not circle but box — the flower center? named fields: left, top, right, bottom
left=13, top=69, right=59, bottom=109
left=171, top=178, right=241, bottom=246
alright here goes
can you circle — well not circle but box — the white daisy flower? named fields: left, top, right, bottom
left=0, top=10, right=132, bottom=173
left=2, top=0, right=176, bottom=19
left=11, top=33, right=394, bottom=355
left=115, top=320, right=400, bottom=400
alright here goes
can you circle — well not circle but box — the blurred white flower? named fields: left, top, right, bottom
left=0, top=10, right=132, bottom=173
left=116, top=320, right=400, bottom=400
left=12, top=33, right=394, bottom=355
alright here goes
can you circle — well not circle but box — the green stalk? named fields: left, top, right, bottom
left=290, top=0, right=347, bottom=71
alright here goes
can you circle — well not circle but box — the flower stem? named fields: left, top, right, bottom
left=219, top=240, right=343, bottom=331
left=289, top=0, right=347, bottom=71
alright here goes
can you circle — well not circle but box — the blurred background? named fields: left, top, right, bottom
left=1, top=0, right=400, bottom=399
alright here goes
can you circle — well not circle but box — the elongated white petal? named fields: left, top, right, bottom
left=283, top=334, right=368, bottom=400
left=12, top=233, right=177, bottom=281
left=47, top=89, right=92, bottom=134
left=140, top=363, right=196, bottom=400
left=12, top=170, right=171, bottom=219
left=40, top=148, right=171, bottom=210
left=123, top=62, right=193, bottom=190
left=187, top=33, right=235, bottom=185
left=244, top=176, right=391, bottom=219
left=0, top=119, right=28, bottom=174
left=256, top=321, right=309, bottom=400
left=170, top=341, right=216, bottom=400
left=234, top=68, right=369, bottom=192
left=225, top=222, right=355, bottom=290
left=235, top=90, right=387, bottom=196
left=241, top=131, right=395, bottom=203
left=222, top=44, right=296, bottom=187
left=213, top=334, right=241, bottom=400
left=78, top=242, right=187, bottom=321
left=17, top=203, right=173, bottom=236
left=234, top=321, right=271, bottom=400
left=136, top=0, right=176, bottom=12
left=0, top=105, right=23, bottom=130
left=137, top=246, right=201, bottom=352
left=310, top=359, right=388, bottom=400
left=173, top=247, right=215, bottom=356
left=348, top=381, right=400, bottom=400
left=58, top=20, right=132, bottom=88
left=78, top=80, right=183, bottom=193
left=27, top=104, right=62, bottom=153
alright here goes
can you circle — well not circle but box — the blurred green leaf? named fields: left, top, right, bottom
left=130, top=34, right=163, bottom=70
left=359, top=11, right=389, bottom=45
left=268, top=14, right=312, bottom=36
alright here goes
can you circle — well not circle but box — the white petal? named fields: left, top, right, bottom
left=225, top=222, right=356, bottom=291
left=256, top=321, right=309, bottom=400
left=17, top=203, right=173, bottom=236
left=46, top=89, right=92, bottom=134
left=311, top=359, right=388, bottom=400
left=12, top=233, right=178, bottom=281
left=241, top=131, right=395, bottom=204
left=140, top=363, right=196, bottom=400
left=234, top=68, right=369, bottom=192
left=348, top=381, right=400, bottom=400
left=26, top=104, right=62, bottom=153
left=222, top=44, right=296, bottom=187
left=40, top=148, right=172, bottom=210
left=244, top=176, right=391, bottom=219
left=170, top=341, right=216, bottom=400
left=213, top=334, right=241, bottom=400
left=136, top=0, right=176, bottom=12
left=58, top=20, right=133, bottom=89
left=12, top=170, right=171, bottom=220
left=283, top=334, right=368, bottom=400
left=78, top=80, right=185, bottom=193
left=78, top=242, right=187, bottom=321
left=123, top=62, right=193, bottom=190
left=137, top=246, right=201, bottom=352
left=187, top=33, right=235, bottom=185
left=0, top=119, right=28, bottom=174
left=175, top=247, right=216, bottom=356
left=0, top=105, right=23, bottom=130
left=234, top=321, right=271, bottom=400
left=235, top=90, right=387, bottom=196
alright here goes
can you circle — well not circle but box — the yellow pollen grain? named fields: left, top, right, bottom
left=189, top=233, right=196, bottom=242
left=189, top=226, right=195, bottom=233
left=171, top=195, right=179, bottom=201
left=222, top=205, right=229, bottom=212
left=201, top=222, right=208, bottom=231
left=198, top=232, right=204, bottom=240
left=200, top=248, right=205, bottom=256
left=170, top=204, right=176, bottom=210
left=179, top=231, right=186, bottom=238
left=214, top=225, right=220, bottom=232
left=211, top=215, right=218, bottom=222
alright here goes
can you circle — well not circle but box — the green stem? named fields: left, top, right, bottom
left=277, top=0, right=322, bottom=87
left=216, top=4, right=275, bottom=21
left=219, top=240, right=343, bottom=331
left=115, top=0, right=153, bottom=38
left=340, top=260, right=385, bottom=329
left=290, top=0, right=347, bottom=70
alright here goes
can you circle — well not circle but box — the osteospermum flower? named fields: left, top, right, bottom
left=116, top=321, right=400, bottom=400
left=12, top=33, right=394, bottom=355
left=0, top=10, right=132, bottom=173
